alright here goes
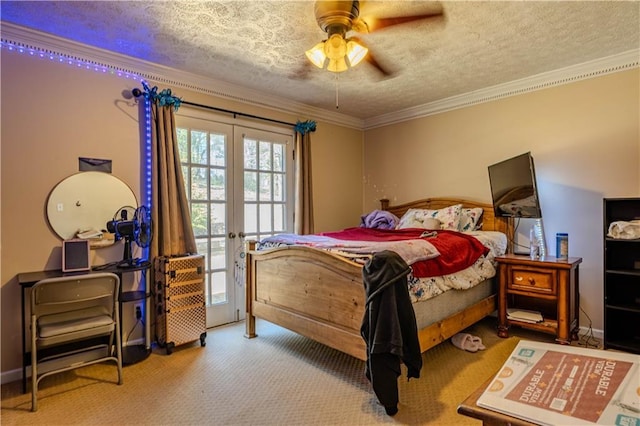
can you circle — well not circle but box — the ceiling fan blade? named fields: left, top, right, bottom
left=358, top=4, right=444, bottom=33
left=365, top=52, right=394, bottom=78
left=368, top=13, right=444, bottom=32
left=349, top=35, right=394, bottom=78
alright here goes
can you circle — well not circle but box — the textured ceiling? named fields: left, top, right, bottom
left=1, top=1, right=639, bottom=120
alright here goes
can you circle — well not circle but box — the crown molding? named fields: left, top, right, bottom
left=2, top=22, right=638, bottom=132
left=0, top=22, right=364, bottom=130
left=363, top=49, right=640, bottom=130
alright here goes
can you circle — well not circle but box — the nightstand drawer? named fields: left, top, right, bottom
left=508, top=267, right=556, bottom=294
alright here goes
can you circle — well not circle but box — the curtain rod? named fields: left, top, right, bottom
left=131, top=88, right=295, bottom=127
left=180, top=100, right=296, bottom=127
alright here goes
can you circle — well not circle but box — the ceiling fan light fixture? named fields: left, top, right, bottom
left=346, top=39, right=368, bottom=67
left=324, top=33, right=347, bottom=59
left=306, top=18, right=371, bottom=73
left=306, top=33, right=366, bottom=73
left=327, top=57, right=348, bottom=73
left=305, top=42, right=327, bottom=68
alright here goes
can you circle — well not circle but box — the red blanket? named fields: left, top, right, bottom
left=320, top=227, right=489, bottom=278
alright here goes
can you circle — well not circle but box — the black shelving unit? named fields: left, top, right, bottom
left=100, top=262, right=152, bottom=364
left=603, top=197, right=640, bottom=354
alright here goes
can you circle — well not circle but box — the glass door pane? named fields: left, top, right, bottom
left=176, top=115, right=235, bottom=327
left=237, top=128, right=293, bottom=243
left=233, top=126, right=293, bottom=319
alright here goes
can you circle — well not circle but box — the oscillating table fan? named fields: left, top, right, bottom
left=106, top=205, right=153, bottom=268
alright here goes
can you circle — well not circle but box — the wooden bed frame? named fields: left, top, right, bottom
left=244, top=197, right=510, bottom=361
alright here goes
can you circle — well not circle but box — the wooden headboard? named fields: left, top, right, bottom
left=380, top=197, right=510, bottom=237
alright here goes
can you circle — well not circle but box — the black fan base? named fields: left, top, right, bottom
left=117, top=258, right=151, bottom=269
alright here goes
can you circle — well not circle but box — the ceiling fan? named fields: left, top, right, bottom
left=304, top=0, right=445, bottom=76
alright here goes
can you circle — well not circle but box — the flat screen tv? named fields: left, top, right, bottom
left=488, top=152, right=542, bottom=218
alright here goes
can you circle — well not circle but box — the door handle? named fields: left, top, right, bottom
left=238, top=232, right=246, bottom=239
left=228, top=232, right=236, bottom=239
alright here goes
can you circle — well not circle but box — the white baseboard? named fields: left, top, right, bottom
left=1, top=339, right=145, bottom=385
left=1, top=368, right=23, bottom=386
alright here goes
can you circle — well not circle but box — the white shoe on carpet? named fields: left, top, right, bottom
left=451, top=333, right=485, bottom=352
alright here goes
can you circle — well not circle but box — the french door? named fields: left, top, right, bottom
left=176, top=110, right=293, bottom=328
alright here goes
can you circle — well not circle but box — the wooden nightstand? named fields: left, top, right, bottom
left=496, top=254, right=582, bottom=344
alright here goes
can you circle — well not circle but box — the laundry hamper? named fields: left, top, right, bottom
left=154, top=254, right=207, bottom=354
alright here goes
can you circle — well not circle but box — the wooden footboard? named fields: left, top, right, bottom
left=245, top=197, right=508, bottom=361
left=244, top=241, right=497, bottom=361
left=245, top=241, right=367, bottom=359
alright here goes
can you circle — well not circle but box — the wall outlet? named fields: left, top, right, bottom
left=134, top=303, right=143, bottom=321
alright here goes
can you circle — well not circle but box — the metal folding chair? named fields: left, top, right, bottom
left=30, top=272, right=123, bottom=411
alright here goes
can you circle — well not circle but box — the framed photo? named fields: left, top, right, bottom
left=62, top=239, right=91, bottom=273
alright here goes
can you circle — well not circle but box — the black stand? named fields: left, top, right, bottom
left=123, top=345, right=150, bottom=365
left=100, top=262, right=151, bottom=366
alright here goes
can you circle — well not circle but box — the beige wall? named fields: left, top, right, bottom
left=0, top=50, right=363, bottom=376
left=364, top=69, right=640, bottom=333
left=310, top=123, right=364, bottom=231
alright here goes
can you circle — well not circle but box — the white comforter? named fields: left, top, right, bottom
left=407, top=231, right=507, bottom=303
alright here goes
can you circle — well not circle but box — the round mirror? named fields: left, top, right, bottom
left=46, top=172, right=137, bottom=244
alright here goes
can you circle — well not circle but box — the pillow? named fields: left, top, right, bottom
left=397, top=204, right=462, bottom=231
left=459, top=207, right=484, bottom=232
left=423, top=218, right=442, bottom=230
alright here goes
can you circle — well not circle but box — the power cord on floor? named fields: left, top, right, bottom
left=576, top=306, right=600, bottom=349
left=125, top=317, right=144, bottom=344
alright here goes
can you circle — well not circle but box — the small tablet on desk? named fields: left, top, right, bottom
left=62, top=239, right=91, bottom=273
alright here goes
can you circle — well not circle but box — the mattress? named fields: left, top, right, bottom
left=413, top=278, right=495, bottom=330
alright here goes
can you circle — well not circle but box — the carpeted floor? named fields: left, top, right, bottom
left=1, top=316, right=597, bottom=425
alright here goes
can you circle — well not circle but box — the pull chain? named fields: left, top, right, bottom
left=335, top=73, right=339, bottom=110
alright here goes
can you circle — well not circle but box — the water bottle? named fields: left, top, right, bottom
left=529, top=225, right=540, bottom=260
left=556, top=233, right=568, bottom=260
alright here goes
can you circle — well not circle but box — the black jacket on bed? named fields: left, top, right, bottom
left=360, top=250, right=422, bottom=416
